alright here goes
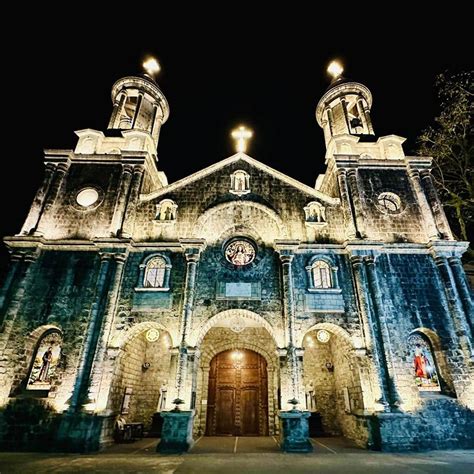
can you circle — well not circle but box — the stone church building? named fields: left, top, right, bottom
left=0, top=69, right=472, bottom=452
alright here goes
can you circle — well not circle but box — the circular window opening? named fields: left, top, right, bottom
left=76, top=188, right=99, bottom=207
left=376, top=192, right=402, bottom=214
left=224, top=239, right=256, bottom=266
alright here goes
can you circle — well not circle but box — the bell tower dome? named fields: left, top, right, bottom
left=108, top=71, right=169, bottom=149
left=316, top=61, right=374, bottom=147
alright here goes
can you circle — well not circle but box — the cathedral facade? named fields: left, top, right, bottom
left=0, top=70, right=473, bottom=452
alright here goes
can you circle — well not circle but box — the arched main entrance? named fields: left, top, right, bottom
left=206, top=349, right=268, bottom=436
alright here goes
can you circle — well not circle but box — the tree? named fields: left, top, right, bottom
left=417, top=71, right=473, bottom=248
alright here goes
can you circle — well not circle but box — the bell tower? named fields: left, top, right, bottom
left=316, top=61, right=374, bottom=147
left=108, top=61, right=169, bottom=149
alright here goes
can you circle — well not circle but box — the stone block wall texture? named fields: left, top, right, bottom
left=0, top=132, right=472, bottom=453
left=108, top=330, right=171, bottom=430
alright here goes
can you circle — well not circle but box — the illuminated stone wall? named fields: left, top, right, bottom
left=108, top=330, right=171, bottom=430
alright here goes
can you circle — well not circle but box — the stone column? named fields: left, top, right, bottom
left=364, top=256, right=396, bottom=407
left=279, top=254, right=301, bottom=403
left=407, top=167, right=440, bottom=241
left=109, top=165, right=133, bottom=236
left=0, top=252, right=38, bottom=404
left=346, top=169, right=365, bottom=238
left=131, top=92, right=144, bottom=129
left=448, top=256, right=474, bottom=331
left=68, top=253, right=113, bottom=412
left=435, top=256, right=474, bottom=358
left=350, top=255, right=391, bottom=410
left=278, top=252, right=311, bottom=453
left=108, top=92, right=126, bottom=128
left=420, top=170, right=454, bottom=240
left=0, top=252, right=38, bottom=349
left=0, top=252, right=23, bottom=313
left=88, top=253, right=127, bottom=412
left=175, top=250, right=200, bottom=406
left=35, top=162, right=70, bottom=236
left=340, top=98, right=351, bottom=133
left=158, top=248, right=200, bottom=454
left=20, top=163, right=56, bottom=235
left=336, top=169, right=357, bottom=240
left=360, top=100, right=374, bottom=134
left=120, top=166, right=144, bottom=239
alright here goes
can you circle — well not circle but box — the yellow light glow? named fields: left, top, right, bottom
left=143, top=57, right=161, bottom=78
left=327, top=60, right=343, bottom=79
left=231, top=125, right=253, bottom=153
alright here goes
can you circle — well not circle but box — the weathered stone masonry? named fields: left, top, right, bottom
left=0, top=71, right=472, bottom=452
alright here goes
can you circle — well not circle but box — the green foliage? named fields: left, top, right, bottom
left=417, top=71, right=473, bottom=255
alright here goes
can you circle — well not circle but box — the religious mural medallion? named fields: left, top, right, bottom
left=224, top=239, right=256, bottom=266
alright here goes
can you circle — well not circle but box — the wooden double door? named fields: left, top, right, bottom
left=206, top=349, right=268, bottom=436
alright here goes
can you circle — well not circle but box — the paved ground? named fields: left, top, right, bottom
left=0, top=436, right=473, bottom=473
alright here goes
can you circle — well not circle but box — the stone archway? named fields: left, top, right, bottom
left=302, top=324, right=370, bottom=445
left=107, top=323, right=173, bottom=431
left=194, top=314, right=279, bottom=436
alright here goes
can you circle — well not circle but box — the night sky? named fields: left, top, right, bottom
left=1, top=13, right=471, bottom=277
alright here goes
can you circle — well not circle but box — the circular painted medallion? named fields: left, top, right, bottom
left=225, top=240, right=256, bottom=266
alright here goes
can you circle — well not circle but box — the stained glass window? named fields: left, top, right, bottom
left=408, top=334, right=441, bottom=392
left=144, top=257, right=167, bottom=288
left=225, top=240, right=255, bottom=266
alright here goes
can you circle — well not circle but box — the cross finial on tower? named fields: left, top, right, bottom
left=231, top=126, right=253, bottom=153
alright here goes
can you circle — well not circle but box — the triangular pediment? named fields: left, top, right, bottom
left=141, top=152, right=339, bottom=205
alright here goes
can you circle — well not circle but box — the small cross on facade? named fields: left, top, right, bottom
left=231, top=126, right=253, bottom=153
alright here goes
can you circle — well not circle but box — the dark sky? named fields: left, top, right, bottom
left=1, top=13, right=472, bottom=276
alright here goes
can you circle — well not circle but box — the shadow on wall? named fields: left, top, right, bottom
left=0, top=398, right=60, bottom=451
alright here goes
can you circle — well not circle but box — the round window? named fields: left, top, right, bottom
left=76, top=188, right=99, bottom=207
left=316, top=329, right=331, bottom=343
left=376, top=192, right=402, bottom=214
left=224, top=239, right=256, bottom=266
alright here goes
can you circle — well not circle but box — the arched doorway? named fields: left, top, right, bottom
left=206, top=349, right=268, bottom=436
left=108, top=325, right=172, bottom=431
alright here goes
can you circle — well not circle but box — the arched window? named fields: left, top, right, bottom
left=407, top=333, right=441, bottom=392
left=144, top=256, right=167, bottom=288
left=137, top=254, right=172, bottom=292
left=312, top=260, right=332, bottom=288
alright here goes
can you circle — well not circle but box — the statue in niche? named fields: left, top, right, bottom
left=156, top=199, right=177, bottom=222
left=230, top=170, right=250, bottom=196
left=27, top=331, right=62, bottom=390
left=304, top=201, right=327, bottom=224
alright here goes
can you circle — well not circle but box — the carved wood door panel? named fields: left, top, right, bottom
left=206, top=349, right=268, bottom=436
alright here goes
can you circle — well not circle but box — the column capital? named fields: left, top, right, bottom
left=132, top=166, right=145, bottom=176
left=114, top=253, right=128, bottom=264
left=99, top=252, right=114, bottom=262
left=364, top=255, right=376, bottom=266
left=447, top=256, right=463, bottom=267
left=433, top=255, right=448, bottom=267
left=56, top=162, right=70, bottom=174
left=407, top=166, right=420, bottom=180
left=23, top=251, right=39, bottom=264
left=350, top=255, right=364, bottom=267
left=346, top=168, right=357, bottom=178
left=122, top=164, right=134, bottom=175
left=44, top=162, right=57, bottom=172
left=279, top=254, right=294, bottom=265
left=336, top=168, right=348, bottom=178
left=185, top=251, right=201, bottom=263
